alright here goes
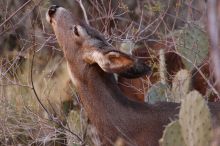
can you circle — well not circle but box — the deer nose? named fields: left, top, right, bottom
left=48, top=5, right=59, bottom=17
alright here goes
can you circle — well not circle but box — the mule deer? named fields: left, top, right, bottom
left=46, top=5, right=220, bottom=146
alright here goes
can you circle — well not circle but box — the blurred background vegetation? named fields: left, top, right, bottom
left=0, top=0, right=210, bottom=145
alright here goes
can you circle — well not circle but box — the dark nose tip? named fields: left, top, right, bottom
left=48, top=5, right=59, bottom=17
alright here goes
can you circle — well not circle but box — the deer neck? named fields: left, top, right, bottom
left=66, top=57, right=144, bottom=125
left=68, top=61, right=123, bottom=109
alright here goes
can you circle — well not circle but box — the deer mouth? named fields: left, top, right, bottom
left=46, top=5, right=59, bottom=23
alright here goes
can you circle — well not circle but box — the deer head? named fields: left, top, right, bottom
left=46, top=5, right=151, bottom=82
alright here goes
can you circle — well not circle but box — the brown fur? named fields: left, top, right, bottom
left=191, top=58, right=219, bottom=101
left=46, top=6, right=220, bottom=146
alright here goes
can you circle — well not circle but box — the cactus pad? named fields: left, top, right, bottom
left=179, top=90, right=212, bottom=146
left=159, top=120, right=186, bottom=146
left=171, top=69, right=191, bottom=102
left=146, top=82, right=169, bottom=103
left=176, top=26, right=209, bottom=70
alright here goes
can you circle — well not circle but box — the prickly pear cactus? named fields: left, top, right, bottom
left=159, top=120, right=186, bottom=146
left=171, top=69, right=191, bottom=102
left=176, top=26, right=209, bottom=70
left=179, top=90, right=212, bottom=146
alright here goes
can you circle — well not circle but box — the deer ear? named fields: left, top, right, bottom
left=83, top=50, right=134, bottom=73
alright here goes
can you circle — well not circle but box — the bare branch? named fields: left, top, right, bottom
left=76, top=0, right=90, bottom=25
left=0, top=0, right=32, bottom=29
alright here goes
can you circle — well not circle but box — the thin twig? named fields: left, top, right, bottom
left=31, top=47, right=51, bottom=117
left=76, top=0, right=90, bottom=25
left=0, top=0, right=32, bottom=29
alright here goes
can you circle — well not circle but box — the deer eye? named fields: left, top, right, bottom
left=73, top=25, right=79, bottom=37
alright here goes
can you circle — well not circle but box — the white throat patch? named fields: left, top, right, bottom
left=67, top=62, right=79, bottom=87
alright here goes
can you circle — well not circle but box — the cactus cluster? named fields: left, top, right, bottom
left=145, top=40, right=191, bottom=103
left=146, top=48, right=212, bottom=145
left=146, top=24, right=209, bottom=103
left=160, top=90, right=212, bottom=146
